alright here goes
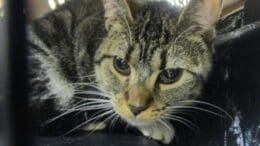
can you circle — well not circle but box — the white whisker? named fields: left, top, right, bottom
left=164, top=114, right=198, bottom=131
left=72, top=83, right=111, bottom=95
left=168, top=105, right=225, bottom=118
left=73, top=96, right=111, bottom=103
left=72, top=100, right=108, bottom=108
left=45, top=99, right=111, bottom=125
left=124, top=123, right=130, bottom=132
left=72, top=101, right=112, bottom=110
left=110, top=114, right=120, bottom=130
left=75, top=103, right=111, bottom=109
left=88, top=113, right=117, bottom=134
left=178, top=100, right=233, bottom=120
left=60, top=110, right=115, bottom=136
left=77, top=105, right=113, bottom=111
left=75, top=91, right=112, bottom=98
left=72, top=99, right=110, bottom=108
left=158, top=119, right=172, bottom=131
left=44, top=110, right=75, bottom=125
left=163, top=116, right=196, bottom=133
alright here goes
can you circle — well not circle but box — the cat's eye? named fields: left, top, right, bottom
left=158, top=68, right=183, bottom=84
left=113, top=57, right=131, bottom=76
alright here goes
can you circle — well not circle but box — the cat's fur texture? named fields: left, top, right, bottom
left=27, top=0, right=223, bottom=144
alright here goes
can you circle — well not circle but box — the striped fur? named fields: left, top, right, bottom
left=28, top=0, right=222, bottom=144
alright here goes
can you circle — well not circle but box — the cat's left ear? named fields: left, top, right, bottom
left=102, top=0, right=134, bottom=32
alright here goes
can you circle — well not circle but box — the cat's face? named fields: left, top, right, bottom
left=94, top=0, right=221, bottom=126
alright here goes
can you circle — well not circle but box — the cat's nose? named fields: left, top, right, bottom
left=128, top=104, right=148, bottom=116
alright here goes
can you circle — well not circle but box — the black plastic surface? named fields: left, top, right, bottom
left=32, top=133, right=160, bottom=146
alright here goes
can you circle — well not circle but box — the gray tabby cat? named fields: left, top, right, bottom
left=27, top=0, right=223, bottom=144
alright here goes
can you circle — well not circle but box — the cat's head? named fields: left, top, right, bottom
left=94, top=0, right=222, bottom=126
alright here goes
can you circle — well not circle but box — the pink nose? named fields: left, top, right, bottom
left=128, top=104, right=148, bottom=116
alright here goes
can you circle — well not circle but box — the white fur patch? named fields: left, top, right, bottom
left=28, top=26, right=74, bottom=108
left=82, top=122, right=107, bottom=131
left=137, top=121, right=175, bottom=144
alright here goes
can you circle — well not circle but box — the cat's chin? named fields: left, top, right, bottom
left=125, top=118, right=152, bottom=127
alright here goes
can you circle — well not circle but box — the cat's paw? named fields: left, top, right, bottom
left=82, top=122, right=106, bottom=131
left=137, top=121, right=175, bottom=144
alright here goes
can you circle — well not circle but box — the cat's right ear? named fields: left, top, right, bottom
left=102, top=0, right=134, bottom=33
left=180, top=0, right=223, bottom=29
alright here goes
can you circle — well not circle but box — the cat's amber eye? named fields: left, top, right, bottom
left=158, top=68, right=183, bottom=84
left=113, top=57, right=131, bottom=76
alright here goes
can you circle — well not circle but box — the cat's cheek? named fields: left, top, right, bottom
left=136, top=105, right=161, bottom=123
left=94, top=61, right=117, bottom=88
left=111, top=93, right=134, bottom=121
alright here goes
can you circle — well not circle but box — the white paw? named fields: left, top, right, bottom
left=82, top=122, right=106, bottom=131
left=138, top=121, right=175, bottom=144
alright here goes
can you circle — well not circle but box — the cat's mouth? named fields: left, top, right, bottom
left=119, top=112, right=155, bottom=126
left=112, top=94, right=163, bottom=126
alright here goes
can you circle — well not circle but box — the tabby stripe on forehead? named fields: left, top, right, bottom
left=147, top=45, right=159, bottom=62
left=142, top=42, right=150, bottom=61
left=94, top=54, right=114, bottom=64
left=125, top=46, right=134, bottom=61
left=160, top=50, right=167, bottom=70
left=138, top=41, right=151, bottom=62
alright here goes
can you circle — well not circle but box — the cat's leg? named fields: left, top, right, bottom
left=137, top=121, right=175, bottom=144
left=82, top=122, right=107, bottom=131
